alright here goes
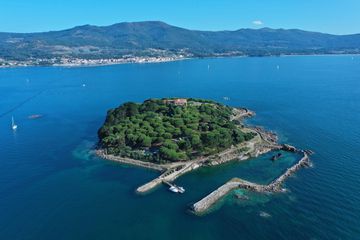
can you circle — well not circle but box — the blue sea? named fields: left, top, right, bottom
left=0, top=56, right=359, bottom=239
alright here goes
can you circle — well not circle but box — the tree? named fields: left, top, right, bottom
left=159, top=147, right=179, bottom=161
left=139, top=135, right=152, bottom=148
left=190, top=134, right=201, bottom=147
left=171, top=118, right=184, bottom=128
left=233, top=129, right=245, bottom=143
left=163, top=139, right=179, bottom=150
left=178, top=139, right=191, bottom=150
left=162, top=132, right=173, bottom=140
left=126, top=134, right=138, bottom=147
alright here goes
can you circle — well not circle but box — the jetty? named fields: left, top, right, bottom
left=192, top=152, right=311, bottom=214
left=136, top=162, right=200, bottom=193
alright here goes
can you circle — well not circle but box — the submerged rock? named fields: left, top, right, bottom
left=234, top=193, right=249, bottom=200
left=259, top=211, right=271, bottom=218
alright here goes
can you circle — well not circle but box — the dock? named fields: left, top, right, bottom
left=136, top=162, right=200, bottom=193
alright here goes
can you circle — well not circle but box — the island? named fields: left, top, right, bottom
left=98, top=98, right=257, bottom=163
left=96, top=98, right=312, bottom=214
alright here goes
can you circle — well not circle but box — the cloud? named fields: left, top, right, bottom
left=252, top=20, right=263, bottom=26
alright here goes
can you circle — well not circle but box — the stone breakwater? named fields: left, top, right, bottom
left=265, top=152, right=311, bottom=191
left=192, top=181, right=244, bottom=213
left=192, top=152, right=311, bottom=214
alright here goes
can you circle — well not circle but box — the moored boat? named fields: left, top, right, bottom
left=169, top=186, right=179, bottom=193
left=168, top=185, right=185, bottom=194
left=11, top=116, right=18, bottom=130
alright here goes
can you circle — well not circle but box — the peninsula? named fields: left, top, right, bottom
left=96, top=98, right=312, bottom=213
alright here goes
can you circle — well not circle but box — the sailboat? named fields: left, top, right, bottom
left=11, top=116, right=18, bottom=130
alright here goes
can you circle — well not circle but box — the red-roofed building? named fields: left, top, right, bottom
left=163, top=98, right=188, bottom=106
left=174, top=99, right=187, bottom=106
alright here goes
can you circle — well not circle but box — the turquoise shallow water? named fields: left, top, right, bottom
left=0, top=56, right=360, bottom=239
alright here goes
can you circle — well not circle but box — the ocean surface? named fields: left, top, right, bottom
left=0, top=56, right=359, bottom=239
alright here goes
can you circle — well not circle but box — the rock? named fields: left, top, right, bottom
left=282, top=144, right=297, bottom=152
left=234, top=193, right=249, bottom=200
left=259, top=211, right=271, bottom=218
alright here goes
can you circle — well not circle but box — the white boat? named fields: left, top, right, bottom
left=169, top=186, right=179, bottom=193
left=168, top=185, right=185, bottom=193
left=178, top=187, right=185, bottom=193
left=11, top=116, right=18, bottom=130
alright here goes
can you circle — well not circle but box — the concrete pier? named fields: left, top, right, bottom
left=192, top=179, right=248, bottom=213
left=136, top=162, right=200, bottom=193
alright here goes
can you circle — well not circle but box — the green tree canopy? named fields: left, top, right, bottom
left=98, top=98, right=254, bottom=162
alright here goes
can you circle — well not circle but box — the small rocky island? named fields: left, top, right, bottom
left=98, top=98, right=256, bottom=163
left=96, top=98, right=312, bottom=214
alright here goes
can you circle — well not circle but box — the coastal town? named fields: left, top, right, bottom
left=0, top=55, right=187, bottom=68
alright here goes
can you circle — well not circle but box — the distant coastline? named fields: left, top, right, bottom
left=1, top=21, right=360, bottom=69
left=0, top=55, right=188, bottom=68
left=0, top=53, right=358, bottom=69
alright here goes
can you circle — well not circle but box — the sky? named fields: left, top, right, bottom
left=0, top=0, right=360, bottom=34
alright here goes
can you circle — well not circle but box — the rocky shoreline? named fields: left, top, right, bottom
left=95, top=149, right=165, bottom=171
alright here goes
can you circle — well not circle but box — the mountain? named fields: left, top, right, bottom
left=1, top=21, right=360, bottom=60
